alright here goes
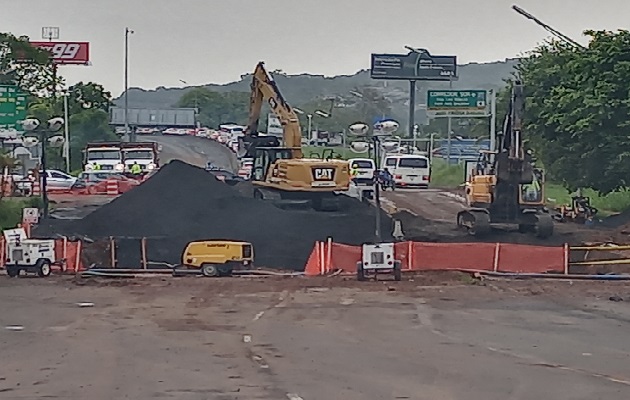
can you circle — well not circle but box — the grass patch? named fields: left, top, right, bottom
left=545, top=184, right=630, bottom=215
left=0, top=197, right=43, bottom=230
left=430, top=159, right=465, bottom=188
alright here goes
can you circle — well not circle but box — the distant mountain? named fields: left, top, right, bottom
left=115, top=58, right=518, bottom=114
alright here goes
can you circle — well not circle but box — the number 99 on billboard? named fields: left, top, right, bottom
left=29, top=41, right=90, bottom=65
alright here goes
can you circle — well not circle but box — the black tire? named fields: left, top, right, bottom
left=7, top=267, right=18, bottom=278
left=535, top=214, right=554, bottom=239
left=393, top=262, right=402, bottom=281
left=37, top=261, right=52, bottom=277
left=356, top=262, right=366, bottom=282
left=253, top=189, right=264, bottom=200
left=201, top=263, right=219, bottom=277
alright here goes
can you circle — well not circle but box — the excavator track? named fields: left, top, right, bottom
left=457, top=210, right=491, bottom=237
left=253, top=187, right=341, bottom=212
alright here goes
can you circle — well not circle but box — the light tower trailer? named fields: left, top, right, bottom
left=3, top=228, right=62, bottom=278
left=356, top=242, right=402, bottom=281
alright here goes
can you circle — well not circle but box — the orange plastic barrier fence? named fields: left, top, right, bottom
left=305, top=240, right=568, bottom=276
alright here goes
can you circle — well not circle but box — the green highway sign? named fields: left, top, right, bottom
left=0, top=85, right=28, bottom=130
left=427, top=89, right=489, bottom=117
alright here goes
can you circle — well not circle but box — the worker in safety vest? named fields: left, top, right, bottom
left=130, top=161, right=142, bottom=176
left=522, top=175, right=541, bottom=202
left=350, top=164, right=360, bottom=184
left=92, top=162, right=101, bottom=170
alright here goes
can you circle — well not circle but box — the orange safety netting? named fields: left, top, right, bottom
left=305, top=240, right=568, bottom=276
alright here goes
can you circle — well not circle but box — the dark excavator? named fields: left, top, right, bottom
left=457, top=82, right=554, bottom=238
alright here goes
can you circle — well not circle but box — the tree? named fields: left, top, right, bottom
left=0, top=32, right=62, bottom=95
left=514, top=30, right=630, bottom=193
left=66, top=81, right=112, bottom=114
left=176, top=87, right=249, bottom=128
left=67, top=109, right=116, bottom=171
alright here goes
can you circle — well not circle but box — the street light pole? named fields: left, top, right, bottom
left=23, top=118, right=66, bottom=220
left=307, top=114, right=313, bottom=140
left=124, top=27, right=134, bottom=142
left=63, top=93, right=70, bottom=171
left=372, top=135, right=382, bottom=241
left=39, top=130, right=51, bottom=218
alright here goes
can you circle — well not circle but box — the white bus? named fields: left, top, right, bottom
left=381, top=154, right=431, bottom=188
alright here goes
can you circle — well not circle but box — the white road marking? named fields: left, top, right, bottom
left=287, top=394, right=304, bottom=400
left=253, top=311, right=265, bottom=321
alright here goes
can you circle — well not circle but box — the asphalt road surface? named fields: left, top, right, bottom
left=1, top=276, right=628, bottom=399
left=146, top=134, right=239, bottom=172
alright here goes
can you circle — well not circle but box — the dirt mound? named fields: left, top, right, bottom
left=37, top=160, right=392, bottom=269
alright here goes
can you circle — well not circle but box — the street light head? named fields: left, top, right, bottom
left=314, top=110, right=330, bottom=118
left=293, top=107, right=304, bottom=115
left=47, top=135, right=65, bottom=148
left=348, top=122, right=369, bottom=136
left=22, top=118, right=41, bottom=131
left=22, top=136, right=40, bottom=148
left=349, top=141, right=369, bottom=153
left=47, top=117, right=65, bottom=132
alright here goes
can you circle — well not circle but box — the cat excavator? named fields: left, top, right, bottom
left=457, top=81, right=554, bottom=238
left=239, top=62, right=350, bottom=211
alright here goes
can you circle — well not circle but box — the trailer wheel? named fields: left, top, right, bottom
left=6, top=267, right=18, bottom=278
left=201, top=263, right=219, bottom=277
left=356, top=262, right=366, bottom=282
left=37, top=261, right=52, bottom=277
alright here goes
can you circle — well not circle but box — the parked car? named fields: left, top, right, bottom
left=41, top=170, right=77, bottom=189
left=71, top=171, right=139, bottom=192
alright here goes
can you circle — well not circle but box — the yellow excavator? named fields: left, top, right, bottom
left=457, top=81, right=554, bottom=238
left=239, top=62, right=350, bottom=211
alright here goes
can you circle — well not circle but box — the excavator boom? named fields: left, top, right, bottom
left=245, top=62, right=302, bottom=158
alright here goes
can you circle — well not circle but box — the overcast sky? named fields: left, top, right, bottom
left=3, top=0, right=629, bottom=95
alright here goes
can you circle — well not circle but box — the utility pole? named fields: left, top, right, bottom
left=408, top=80, right=416, bottom=138
left=124, top=27, right=134, bottom=142
left=489, top=89, right=497, bottom=152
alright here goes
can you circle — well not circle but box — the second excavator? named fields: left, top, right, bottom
left=239, top=62, right=350, bottom=211
left=457, top=81, right=554, bottom=238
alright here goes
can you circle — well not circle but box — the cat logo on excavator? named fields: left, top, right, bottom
left=313, top=167, right=335, bottom=181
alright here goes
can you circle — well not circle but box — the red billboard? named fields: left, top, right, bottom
left=29, top=41, right=90, bottom=65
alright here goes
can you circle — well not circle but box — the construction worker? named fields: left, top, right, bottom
left=92, top=162, right=101, bottom=171
left=130, top=161, right=142, bottom=176
left=522, top=173, right=541, bottom=202
left=350, top=163, right=360, bottom=184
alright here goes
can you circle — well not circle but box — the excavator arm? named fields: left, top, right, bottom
left=242, top=62, right=303, bottom=158
left=494, top=81, right=533, bottom=185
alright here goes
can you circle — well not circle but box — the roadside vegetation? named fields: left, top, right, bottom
left=0, top=197, right=42, bottom=229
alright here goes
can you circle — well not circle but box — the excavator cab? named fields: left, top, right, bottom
left=251, top=147, right=293, bottom=181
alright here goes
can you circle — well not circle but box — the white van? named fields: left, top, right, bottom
left=348, top=158, right=376, bottom=185
left=382, top=154, right=430, bottom=188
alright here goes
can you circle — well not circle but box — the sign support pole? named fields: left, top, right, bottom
left=408, top=80, right=416, bottom=139
left=446, top=78, right=453, bottom=164
left=490, top=89, right=497, bottom=152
